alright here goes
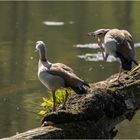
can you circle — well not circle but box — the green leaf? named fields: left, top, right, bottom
left=42, top=97, right=47, bottom=102
left=67, top=89, right=73, bottom=95
left=46, top=100, right=53, bottom=107
left=38, top=110, right=47, bottom=116
left=38, top=89, right=74, bottom=117
left=40, top=102, right=48, bottom=107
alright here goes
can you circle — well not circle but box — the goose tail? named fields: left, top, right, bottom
left=71, top=86, right=87, bottom=94
left=83, top=81, right=90, bottom=88
left=71, top=81, right=90, bottom=95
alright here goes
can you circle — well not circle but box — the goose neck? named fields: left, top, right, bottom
left=38, top=47, right=47, bottom=62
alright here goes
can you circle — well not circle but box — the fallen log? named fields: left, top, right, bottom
left=4, top=64, right=140, bottom=139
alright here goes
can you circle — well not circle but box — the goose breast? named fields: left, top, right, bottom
left=38, top=70, right=65, bottom=91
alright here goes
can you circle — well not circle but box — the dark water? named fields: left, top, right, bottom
left=0, top=1, right=140, bottom=138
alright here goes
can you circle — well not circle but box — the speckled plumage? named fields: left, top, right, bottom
left=88, top=28, right=138, bottom=71
left=36, top=41, right=89, bottom=94
left=35, top=41, right=89, bottom=111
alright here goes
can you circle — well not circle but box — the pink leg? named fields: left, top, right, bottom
left=110, top=65, right=122, bottom=83
left=116, top=65, right=122, bottom=81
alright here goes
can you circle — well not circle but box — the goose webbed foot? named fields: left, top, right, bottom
left=57, top=104, right=66, bottom=111
left=110, top=77, right=120, bottom=83
left=57, top=90, right=69, bottom=111
left=52, top=108, right=56, bottom=112
left=110, top=74, right=121, bottom=83
left=110, top=68, right=122, bottom=83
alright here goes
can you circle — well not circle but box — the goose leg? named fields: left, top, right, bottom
left=110, top=65, right=122, bottom=83
left=116, top=65, right=122, bottom=81
left=100, top=49, right=108, bottom=61
left=57, top=90, right=69, bottom=110
left=52, top=91, right=56, bottom=112
left=63, top=90, right=69, bottom=107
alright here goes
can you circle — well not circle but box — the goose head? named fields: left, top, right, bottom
left=88, top=29, right=110, bottom=45
left=88, top=29, right=110, bottom=38
left=35, top=41, right=47, bottom=62
left=35, top=41, right=46, bottom=51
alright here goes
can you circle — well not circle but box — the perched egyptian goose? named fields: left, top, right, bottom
left=88, top=28, right=138, bottom=80
left=35, top=41, right=89, bottom=111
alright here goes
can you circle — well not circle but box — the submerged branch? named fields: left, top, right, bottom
left=5, top=64, right=140, bottom=139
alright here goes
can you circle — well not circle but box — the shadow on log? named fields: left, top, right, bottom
left=4, top=64, right=140, bottom=139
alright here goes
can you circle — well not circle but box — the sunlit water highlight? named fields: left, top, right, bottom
left=43, top=21, right=74, bottom=26
left=74, top=43, right=99, bottom=49
left=78, top=52, right=117, bottom=62
left=75, top=42, right=140, bottom=49
left=76, top=43, right=140, bottom=62
left=0, top=1, right=140, bottom=139
left=43, top=21, right=65, bottom=26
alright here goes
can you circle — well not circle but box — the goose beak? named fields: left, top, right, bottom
left=87, top=32, right=95, bottom=37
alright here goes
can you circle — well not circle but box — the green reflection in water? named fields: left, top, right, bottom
left=0, top=1, right=140, bottom=138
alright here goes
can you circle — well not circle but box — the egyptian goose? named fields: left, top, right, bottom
left=35, top=41, right=89, bottom=111
left=88, top=28, right=138, bottom=80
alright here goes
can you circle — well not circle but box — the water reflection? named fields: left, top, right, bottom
left=75, top=43, right=140, bottom=62
left=43, top=21, right=65, bottom=26
left=0, top=1, right=140, bottom=138
left=113, top=1, right=133, bottom=29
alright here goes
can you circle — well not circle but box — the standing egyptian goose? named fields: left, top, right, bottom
left=88, top=28, right=138, bottom=80
left=35, top=41, right=89, bottom=111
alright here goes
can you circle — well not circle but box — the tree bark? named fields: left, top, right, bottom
left=4, top=65, right=140, bottom=139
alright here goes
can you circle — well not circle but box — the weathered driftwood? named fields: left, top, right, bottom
left=4, top=64, right=140, bottom=139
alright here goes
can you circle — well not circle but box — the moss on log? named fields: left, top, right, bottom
left=5, top=64, right=140, bottom=139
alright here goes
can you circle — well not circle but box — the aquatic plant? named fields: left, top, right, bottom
left=38, top=89, right=73, bottom=116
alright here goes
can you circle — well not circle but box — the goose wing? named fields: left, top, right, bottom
left=117, top=30, right=135, bottom=60
left=107, top=29, right=125, bottom=44
left=108, top=29, right=134, bottom=60
left=47, top=63, right=89, bottom=88
left=121, top=30, right=133, bottom=43
left=121, top=30, right=135, bottom=59
left=52, top=63, right=74, bottom=73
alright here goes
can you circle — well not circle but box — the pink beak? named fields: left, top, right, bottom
left=87, top=32, right=95, bottom=36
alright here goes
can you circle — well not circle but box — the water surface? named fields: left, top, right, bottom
left=0, top=1, right=140, bottom=138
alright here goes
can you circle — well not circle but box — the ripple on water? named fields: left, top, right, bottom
left=75, top=43, right=140, bottom=49
left=77, top=52, right=117, bottom=62
left=74, top=43, right=100, bottom=49
left=76, top=42, right=140, bottom=62
left=43, top=21, right=74, bottom=26
left=43, top=21, right=65, bottom=26
left=134, top=43, right=140, bottom=48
